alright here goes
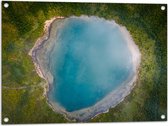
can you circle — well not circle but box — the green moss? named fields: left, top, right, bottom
left=2, top=2, right=167, bottom=123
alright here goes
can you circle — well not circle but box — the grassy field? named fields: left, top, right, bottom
left=2, top=2, right=167, bottom=123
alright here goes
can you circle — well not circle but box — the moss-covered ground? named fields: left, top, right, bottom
left=2, top=2, right=167, bottom=123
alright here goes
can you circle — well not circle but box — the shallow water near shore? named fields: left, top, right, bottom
left=47, top=17, right=133, bottom=112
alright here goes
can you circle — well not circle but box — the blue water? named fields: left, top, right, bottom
left=48, top=17, right=133, bottom=112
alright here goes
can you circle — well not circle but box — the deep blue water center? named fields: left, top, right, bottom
left=48, top=17, right=133, bottom=112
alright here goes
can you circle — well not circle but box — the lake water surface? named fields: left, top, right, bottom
left=47, top=16, right=133, bottom=112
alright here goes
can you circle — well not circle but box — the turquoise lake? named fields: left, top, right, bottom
left=48, top=17, right=133, bottom=112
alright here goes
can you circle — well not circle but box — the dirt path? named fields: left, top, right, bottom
left=2, top=82, right=44, bottom=90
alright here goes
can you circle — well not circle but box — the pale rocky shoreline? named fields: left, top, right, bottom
left=29, top=16, right=141, bottom=122
left=28, top=16, right=64, bottom=96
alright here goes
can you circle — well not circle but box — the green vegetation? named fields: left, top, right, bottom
left=2, top=2, right=167, bottom=123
